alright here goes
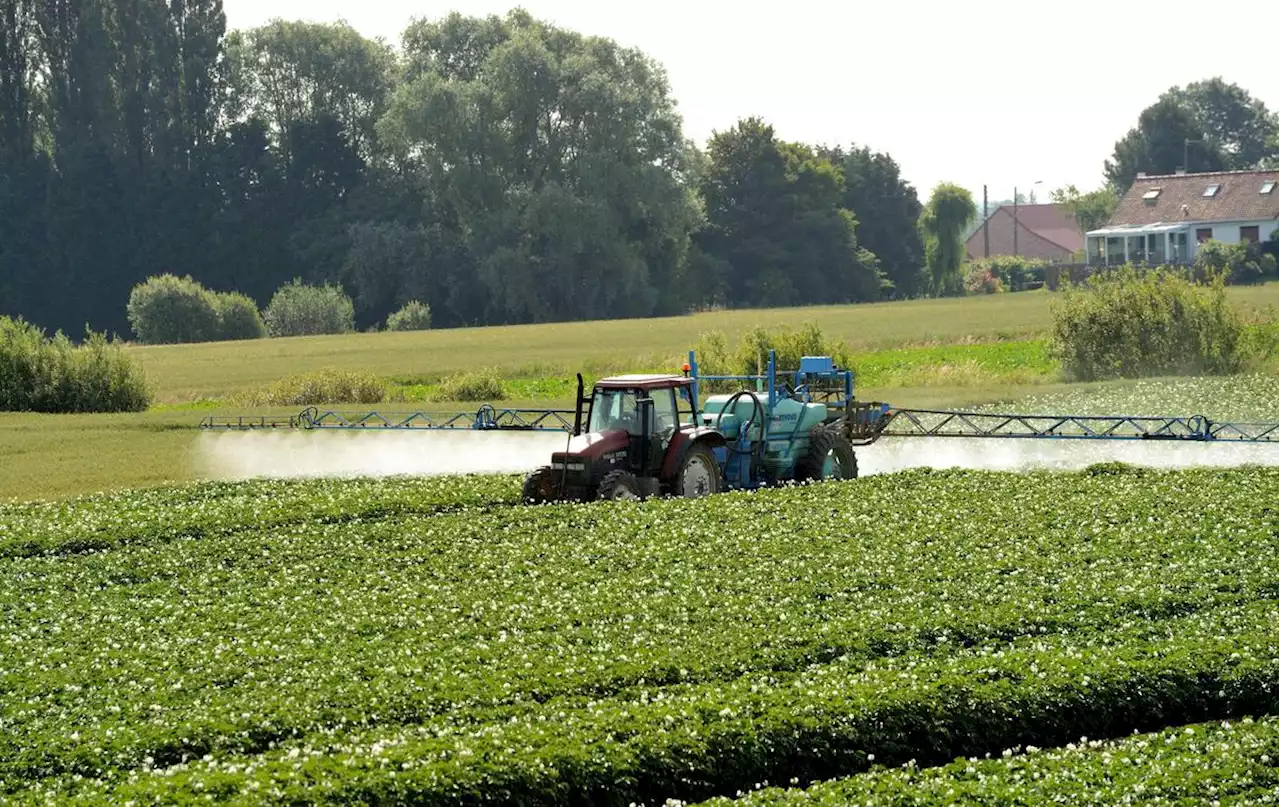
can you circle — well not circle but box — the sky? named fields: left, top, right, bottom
left=222, top=0, right=1279, bottom=208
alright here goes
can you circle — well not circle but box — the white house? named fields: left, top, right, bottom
left=1085, top=168, right=1278, bottom=266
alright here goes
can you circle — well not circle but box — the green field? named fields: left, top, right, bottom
left=2, top=285, right=1277, bottom=503
left=0, top=465, right=1274, bottom=803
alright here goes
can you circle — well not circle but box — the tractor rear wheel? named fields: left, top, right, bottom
left=521, top=466, right=561, bottom=504
left=796, top=428, right=858, bottom=482
left=675, top=443, right=722, bottom=498
left=596, top=470, right=643, bottom=502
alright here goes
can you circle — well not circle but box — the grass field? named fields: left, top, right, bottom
left=1, top=285, right=1276, bottom=503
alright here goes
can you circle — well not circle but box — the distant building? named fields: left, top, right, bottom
left=965, top=203, right=1083, bottom=262
left=1085, top=168, right=1279, bottom=266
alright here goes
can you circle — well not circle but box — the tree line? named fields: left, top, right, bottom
left=0, top=5, right=927, bottom=339
left=1, top=4, right=1274, bottom=341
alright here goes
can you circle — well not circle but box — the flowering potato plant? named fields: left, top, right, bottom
left=0, top=465, right=1274, bottom=804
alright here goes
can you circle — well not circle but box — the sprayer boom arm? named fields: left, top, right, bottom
left=850, top=406, right=1277, bottom=444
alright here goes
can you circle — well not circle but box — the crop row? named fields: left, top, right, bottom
left=689, top=715, right=1279, bottom=807
left=0, top=474, right=522, bottom=558
left=1, top=465, right=1275, bottom=802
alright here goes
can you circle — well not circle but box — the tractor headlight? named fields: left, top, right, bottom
left=551, top=461, right=586, bottom=472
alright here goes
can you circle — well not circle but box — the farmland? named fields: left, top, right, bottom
left=1, top=283, right=1277, bottom=503
left=1, top=463, right=1276, bottom=803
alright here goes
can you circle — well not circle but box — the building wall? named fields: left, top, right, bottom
left=964, top=209, right=1074, bottom=261
left=1192, top=219, right=1278, bottom=256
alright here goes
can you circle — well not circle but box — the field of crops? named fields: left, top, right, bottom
left=1, top=461, right=1275, bottom=804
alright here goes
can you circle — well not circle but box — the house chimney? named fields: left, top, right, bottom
left=1175, top=167, right=1186, bottom=175
left=1136, top=172, right=1147, bottom=179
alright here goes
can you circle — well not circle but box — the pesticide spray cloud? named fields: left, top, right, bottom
left=196, top=429, right=1278, bottom=485
left=196, top=430, right=569, bottom=481
left=857, top=436, right=1278, bottom=475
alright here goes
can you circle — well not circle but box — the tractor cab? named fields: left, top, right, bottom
left=522, top=372, right=725, bottom=503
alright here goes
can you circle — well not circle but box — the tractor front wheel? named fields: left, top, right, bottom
left=675, top=443, right=722, bottom=498
left=521, top=466, right=561, bottom=504
left=596, top=470, right=643, bottom=502
left=796, top=428, right=858, bottom=482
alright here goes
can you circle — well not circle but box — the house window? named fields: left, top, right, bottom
left=1196, top=228, right=1213, bottom=243
left=1142, top=188, right=1161, bottom=202
left=1262, top=181, right=1276, bottom=194
left=1147, top=233, right=1166, bottom=264
left=1169, top=231, right=1189, bottom=263
left=1127, top=235, right=1146, bottom=263
left=1106, top=237, right=1125, bottom=264
left=1203, top=184, right=1220, bottom=197
left=1240, top=226, right=1259, bottom=243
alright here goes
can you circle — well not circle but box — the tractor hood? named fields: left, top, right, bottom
left=554, top=429, right=630, bottom=461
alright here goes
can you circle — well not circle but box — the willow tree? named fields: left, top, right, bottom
left=918, top=182, right=976, bottom=297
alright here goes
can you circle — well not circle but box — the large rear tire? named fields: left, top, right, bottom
left=795, top=427, right=858, bottom=483
left=521, top=466, right=560, bottom=504
left=596, top=469, right=643, bottom=502
left=675, top=443, right=722, bottom=498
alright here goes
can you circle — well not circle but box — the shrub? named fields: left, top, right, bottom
left=1194, top=239, right=1276, bottom=285
left=212, top=292, right=267, bottom=340
left=690, top=323, right=854, bottom=392
left=966, top=255, right=1048, bottom=291
left=0, top=316, right=151, bottom=413
left=433, top=369, right=506, bottom=402
left=263, top=279, right=356, bottom=337
left=126, top=274, right=221, bottom=344
left=963, top=264, right=1004, bottom=295
left=1049, top=266, right=1247, bottom=381
left=238, top=370, right=385, bottom=406
left=385, top=300, right=433, bottom=332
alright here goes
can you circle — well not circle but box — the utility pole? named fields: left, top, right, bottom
left=1013, top=186, right=1018, bottom=257
left=983, top=185, right=989, bottom=258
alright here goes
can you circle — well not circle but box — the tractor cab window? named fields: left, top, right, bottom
left=588, top=389, right=641, bottom=434
left=652, top=388, right=679, bottom=438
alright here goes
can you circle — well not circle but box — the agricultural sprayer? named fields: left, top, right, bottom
left=199, top=349, right=1279, bottom=503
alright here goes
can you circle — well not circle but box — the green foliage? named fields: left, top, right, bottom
left=1049, top=267, right=1249, bottom=380
left=1106, top=78, right=1278, bottom=191
left=692, top=117, right=886, bottom=309
left=964, top=264, right=1004, bottom=294
left=212, top=291, right=268, bottom=340
left=384, top=300, right=432, bottom=331
left=126, top=274, right=222, bottom=344
left=966, top=255, right=1050, bottom=291
left=0, top=466, right=1273, bottom=803
left=692, top=322, right=854, bottom=391
left=1049, top=184, right=1118, bottom=233
left=1194, top=239, right=1277, bottom=285
left=127, top=275, right=266, bottom=343
left=238, top=369, right=385, bottom=406
left=432, top=368, right=506, bottom=401
left=0, top=316, right=151, bottom=413
left=263, top=278, right=356, bottom=337
left=919, top=182, right=977, bottom=296
left=694, top=716, right=1280, bottom=806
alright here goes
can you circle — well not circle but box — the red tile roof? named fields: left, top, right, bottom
left=1109, top=169, right=1279, bottom=228
left=964, top=203, right=1083, bottom=260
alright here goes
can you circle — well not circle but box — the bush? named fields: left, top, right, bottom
left=263, top=279, right=355, bottom=337
left=126, top=274, right=221, bottom=344
left=0, top=316, right=151, bottom=413
left=690, top=323, right=854, bottom=392
left=212, top=292, right=267, bottom=340
left=1193, top=239, right=1275, bottom=285
left=385, top=300, right=433, bottom=332
left=964, top=264, right=1004, bottom=295
left=1049, top=266, right=1248, bottom=381
left=238, top=370, right=386, bottom=407
left=433, top=369, right=506, bottom=402
left=966, top=255, right=1048, bottom=291
left=127, top=274, right=267, bottom=343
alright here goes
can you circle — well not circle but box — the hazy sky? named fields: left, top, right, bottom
left=223, top=0, right=1279, bottom=206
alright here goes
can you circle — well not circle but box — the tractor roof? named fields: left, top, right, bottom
left=594, top=374, right=692, bottom=390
